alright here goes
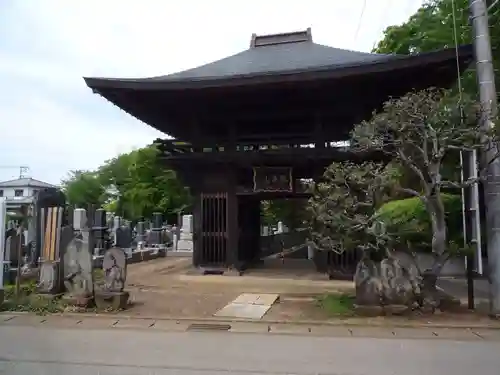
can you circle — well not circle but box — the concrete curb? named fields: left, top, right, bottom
left=2, top=311, right=500, bottom=330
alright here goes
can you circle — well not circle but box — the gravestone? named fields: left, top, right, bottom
left=112, top=216, right=121, bottom=245
left=62, top=227, right=94, bottom=307
left=73, top=208, right=87, bottom=231
left=164, top=225, right=174, bottom=246
left=171, top=224, right=179, bottom=251
left=5, top=229, right=23, bottom=267
left=136, top=221, right=146, bottom=249
left=148, top=212, right=166, bottom=256
left=176, top=215, right=193, bottom=252
left=106, top=212, right=114, bottom=231
left=115, top=226, right=133, bottom=259
left=93, top=209, right=108, bottom=256
left=94, top=247, right=129, bottom=310
left=2, top=228, right=15, bottom=284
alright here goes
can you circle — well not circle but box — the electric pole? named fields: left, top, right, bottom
left=469, top=0, right=500, bottom=317
left=0, top=166, right=29, bottom=179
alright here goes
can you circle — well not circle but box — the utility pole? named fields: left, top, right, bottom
left=0, top=166, right=29, bottom=179
left=469, top=0, right=500, bottom=317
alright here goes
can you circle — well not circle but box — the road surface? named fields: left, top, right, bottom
left=1, top=325, right=499, bottom=375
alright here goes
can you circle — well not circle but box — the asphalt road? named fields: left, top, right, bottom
left=1, top=325, right=500, bottom=375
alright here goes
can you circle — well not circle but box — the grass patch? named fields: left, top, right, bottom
left=1, top=281, right=67, bottom=315
left=93, top=268, right=104, bottom=281
left=316, top=294, right=355, bottom=316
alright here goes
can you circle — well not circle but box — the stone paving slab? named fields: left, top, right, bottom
left=471, top=329, right=500, bottom=340
left=229, top=322, right=270, bottom=334
left=1, top=313, right=500, bottom=341
left=73, top=317, right=119, bottom=328
left=310, top=326, right=353, bottom=337
left=350, top=327, right=398, bottom=339
left=0, top=314, right=17, bottom=322
left=254, top=294, right=279, bottom=306
left=113, top=318, right=156, bottom=329
left=392, top=327, right=442, bottom=339
left=215, top=303, right=271, bottom=319
left=0, top=315, right=48, bottom=326
left=232, top=293, right=260, bottom=304
left=38, top=316, right=83, bottom=328
left=268, top=324, right=312, bottom=335
left=429, top=328, right=481, bottom=340
left=151, top=319, right=190, bottom=332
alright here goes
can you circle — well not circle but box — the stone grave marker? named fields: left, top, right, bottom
left=136, top=221, right=146, bottom=249
left=115, top=226, right=133, bottom=259
left=62, top=227, right=94, bottom=307
left=177, top=214, right=193, bottom=252
left=73, top=208, right=87, bottom=231
left=94, top=247, right=129, bottom=310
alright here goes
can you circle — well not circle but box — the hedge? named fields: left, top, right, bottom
left=376, top=194, right=463, bottom=252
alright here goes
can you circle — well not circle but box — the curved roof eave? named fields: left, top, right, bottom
left=84, top=45, right=473, bottom=92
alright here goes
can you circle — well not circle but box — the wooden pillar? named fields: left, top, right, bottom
left=224, top=164, right=238, bottom=269
left=226, top=191, right=238, bottom=269
left=314, top=113, right=325, bottom=149
left=192, top=191, right=202, bottom=267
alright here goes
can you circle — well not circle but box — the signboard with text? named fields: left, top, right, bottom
left=253, top=167, right=292, bottom=192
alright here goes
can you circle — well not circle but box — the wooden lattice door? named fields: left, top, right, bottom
left=199, top=193, right=228, bottom=266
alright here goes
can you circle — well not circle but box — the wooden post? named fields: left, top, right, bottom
left=0, top=198, right=6, bottom=301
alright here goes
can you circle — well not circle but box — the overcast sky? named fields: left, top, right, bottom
left=0, top=0, right=423, bottom=184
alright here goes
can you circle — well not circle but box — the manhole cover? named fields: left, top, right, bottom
left=187, top=323, right=231, bottom=331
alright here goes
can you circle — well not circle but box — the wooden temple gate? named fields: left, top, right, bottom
left=85, top=28, right=472, bottom=279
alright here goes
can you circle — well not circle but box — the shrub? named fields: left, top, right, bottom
left=376, top=194, right=463, bottom=252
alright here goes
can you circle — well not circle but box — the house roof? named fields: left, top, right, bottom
left=84, top=28, right=473, bottom=91
left=0, top=178, right=57, bottom=189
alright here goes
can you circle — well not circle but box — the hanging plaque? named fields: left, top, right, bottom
left=253, top=167, right=292, bottom=192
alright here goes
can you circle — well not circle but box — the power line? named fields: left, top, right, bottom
left=353, top=0, right=367, bottom=43
left=371, top=0, right=394, bottom=50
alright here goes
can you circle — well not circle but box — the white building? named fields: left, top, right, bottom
left=0, top=178, right=57, bottom=210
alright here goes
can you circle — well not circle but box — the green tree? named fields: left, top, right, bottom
left=119, top=145, right=191, bottom=219
left=352, top=89, right=497, bottom=285
left=61, top=170, right=107, bottom=208
left=60, top=145, right=191, bottom=220
left=374, top=0, right=500, bottom=94
left=309, top=89, right=498, bottom=311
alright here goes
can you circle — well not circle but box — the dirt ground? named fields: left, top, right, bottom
left=120, top=257, right=500, bottom=326
left=123, top=257, right=351, bottom=319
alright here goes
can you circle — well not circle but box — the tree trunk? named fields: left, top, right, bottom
left=421, top=194, right=449, bottom=311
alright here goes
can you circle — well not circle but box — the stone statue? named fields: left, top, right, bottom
left=38, top=262, right=57, bottom=294
left=61, top=228, right=94, bottom=306
left=102, top=247, right=127, bottom=292
left=94, top=247, right=129, bottom=310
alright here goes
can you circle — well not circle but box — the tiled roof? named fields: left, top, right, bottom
left=0, top=178, right=56, bottom=188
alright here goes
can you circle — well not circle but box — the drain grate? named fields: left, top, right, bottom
left=202, top=268, right=225, bottom=275
left=187, top=323, right=231, bottom=331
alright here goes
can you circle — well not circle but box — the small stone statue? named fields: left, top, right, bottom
left=61, top=229, right=94, bottom=306
left=102, top=247, right=127, bottom=292
left=94, top=247, right=129, bottom=310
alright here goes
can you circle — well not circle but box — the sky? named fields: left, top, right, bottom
left=0, top=0, right=424, bottom=185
